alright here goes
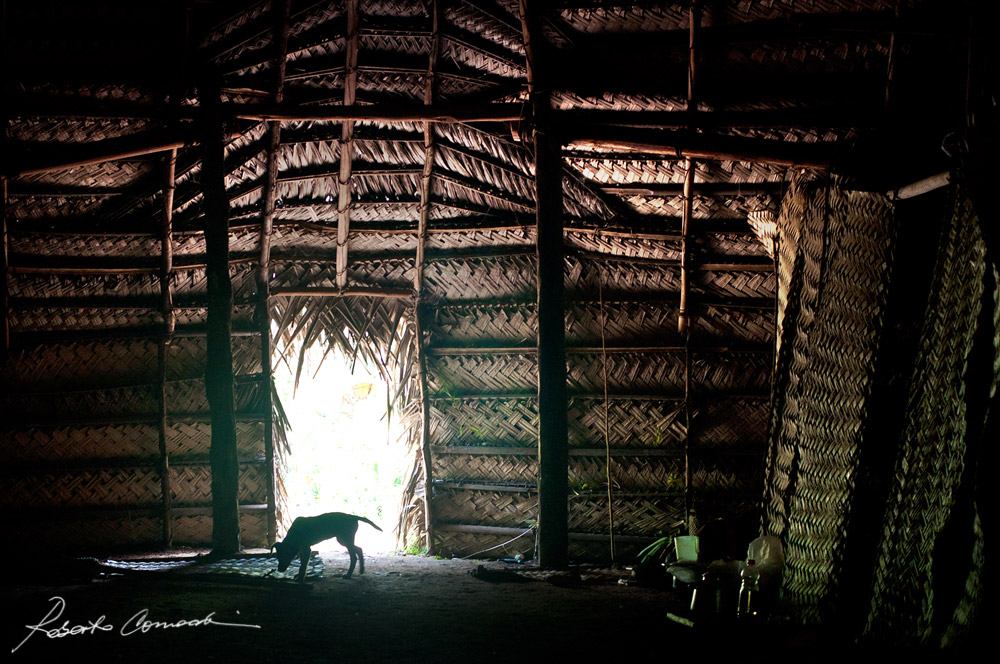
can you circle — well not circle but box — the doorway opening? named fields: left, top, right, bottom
left=273, top=340, right=409, bottom=554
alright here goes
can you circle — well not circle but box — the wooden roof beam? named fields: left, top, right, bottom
left=563, top=125, right=835, bottom=170
left=335, top=0, right=360, bottom=291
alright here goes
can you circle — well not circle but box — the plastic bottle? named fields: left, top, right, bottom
left=738, top=559, right=760, bottom=619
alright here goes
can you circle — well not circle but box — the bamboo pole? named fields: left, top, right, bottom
left=521, top=0, right=569, bottom=570
left=199, top=74, right=242, bottom=556
left=157, top=149, right=177, bottom=548
left=335, top=0, right=360, bottom=291
left=412, top=0, right=443, bottom=556
left=1, top=176, right=8, bottom=363
left=258, top=0, right=290, bottom=547
left=682, top=0, right=700, bottom=534
left=563, top=128, right=833, bottom=170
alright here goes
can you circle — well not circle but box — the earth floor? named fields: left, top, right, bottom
left=4, top=550, right=952, bottom=663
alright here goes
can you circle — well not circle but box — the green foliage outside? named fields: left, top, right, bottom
left=274, top=344, right=408, bottom=553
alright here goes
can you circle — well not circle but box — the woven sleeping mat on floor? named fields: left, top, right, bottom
left=101, top=555, right=325, bottom=580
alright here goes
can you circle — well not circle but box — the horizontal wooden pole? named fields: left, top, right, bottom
left=889, top=171, right=951, bottom=200
left=428, top=391, right=769, bottom=402
left=426, top=343, right=771, bottom=355
left=229, top=101, right=524, bottom=123
left=269, top=286, right=413, bottom=299
left=434, top=523, right=664, bottom=545
left=563, top=126, right=835, bottom=169
left=600, top=181, right=787, bottom=197
left=560, top=108, right=878, bottom=130
left=432, top=445, right=685, bottom=457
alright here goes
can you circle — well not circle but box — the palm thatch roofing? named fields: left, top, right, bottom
left=2, top=0, right=996, bottom=646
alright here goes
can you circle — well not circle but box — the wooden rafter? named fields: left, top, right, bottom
left=335, top=0, right=360, bottom=291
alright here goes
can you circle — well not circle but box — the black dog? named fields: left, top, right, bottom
left=271, top=512, right=383, bottom=581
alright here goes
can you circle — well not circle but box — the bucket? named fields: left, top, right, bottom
left=674, top=535, right=699, bottom=563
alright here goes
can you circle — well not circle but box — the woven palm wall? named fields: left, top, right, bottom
left=3, top=148, right=275, bottom=552
left=763, top=176, right=994, bottom=642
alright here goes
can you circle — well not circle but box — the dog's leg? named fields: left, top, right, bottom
left=297, top=547, right=311, bottom=582
left=356, top=545, right=365, bottom=575
left=337, top=536, right=357, bottom=579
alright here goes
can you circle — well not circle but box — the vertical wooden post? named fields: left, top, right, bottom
left=521, top=0, right=568, bottom=569
left=1, top=176, right=8, bottom=364
left=258, top=0, right=290, bottom=546
left=413, top=0, right=443, bottom=556
left=157, top=148, right=177, bottom=547
left=199, top=74, right=241, bottom=556
left=681, top=0, right=700, bottom=534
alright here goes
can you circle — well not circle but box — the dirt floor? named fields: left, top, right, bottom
left=5, top=549, right=950, bottom=663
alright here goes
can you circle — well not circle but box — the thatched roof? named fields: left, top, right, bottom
left=3, top=0, right=995, bottom=646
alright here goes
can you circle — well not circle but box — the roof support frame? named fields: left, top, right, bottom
left=335, top=0, right=360, bottom=291
left=521, top=0, right=569, bottom=571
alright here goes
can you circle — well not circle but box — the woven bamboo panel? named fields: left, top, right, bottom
left=426, top=228, right=536, bottom=252
left=166, top=336, right=262, bottom=379
left=694, top=305, right=775, bottom=345
left=434, top=530, right=536, bottom=560
left=432, top=489, right=538, bottom=528
left=694, top=397, right=769, bottom=448
left=171, top=264, right=258, bottom=300
left=702, top=231, right=773, bottom=257
left=1, top=423, right=159, bottom=462
left=1, top=338, right=159, bottom=390
left=424, top=254, right=538, bottom=301
left=691, top=456, right=763, bottom=493
left=172, top=227, right=262, bottom=257
left=12, top=515, right=162, bottom=552
left=9, top=231, right=160, bottom=258
left=171, top=304, right=257, bottom=328
left=864, top=191, right=989, bottom=644
left=8, top=272, right=160, bottom=299
left=10, top=306, right=162, bottom=332
left=163, top=377, right=264, bottom=414
left=567, top=397, right=686, bottom=447
left=427, top=303, right=536, bottom=347
left=568, top=351, right=685, bottom=394
left=427, top=354, right=537, bottom=395
left=169, top=463, right=269, bottom=505
left=565, top=156, right=789, bottom=193
left=1, top=467, right=162, bottom=509
left=567, top=255, right=681, bottom=296
left=572, top=456, right=685, bottom=493
left=565, top=232, right=681, bottom=261
left=616, top=193, right=769, bottom=220
left=764, top=178, right=897, bottom=625
left=434, top=454, right=538, bottom=485
left=166, top=421, right=265, bottom=458
left=6, top=384, right=157, bottom=421
left=695, top=270, right=777, bottom=300
left=171, top=512, right=269, bottom=548
left=569, top=495, right=684, bottom=534
left=430, top=397, right=538, bottom=446
left=690, top=352, right=772, bottom=394
left=567, top=300, right=680, bottom=346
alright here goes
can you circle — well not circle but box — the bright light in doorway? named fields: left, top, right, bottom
left=274, top=342, right=408, bottom=554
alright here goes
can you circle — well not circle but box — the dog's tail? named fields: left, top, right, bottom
left=357, top=516, right=383, bottom=532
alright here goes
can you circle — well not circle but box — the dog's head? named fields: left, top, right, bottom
left=270, top=540, right=295, bottom=572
